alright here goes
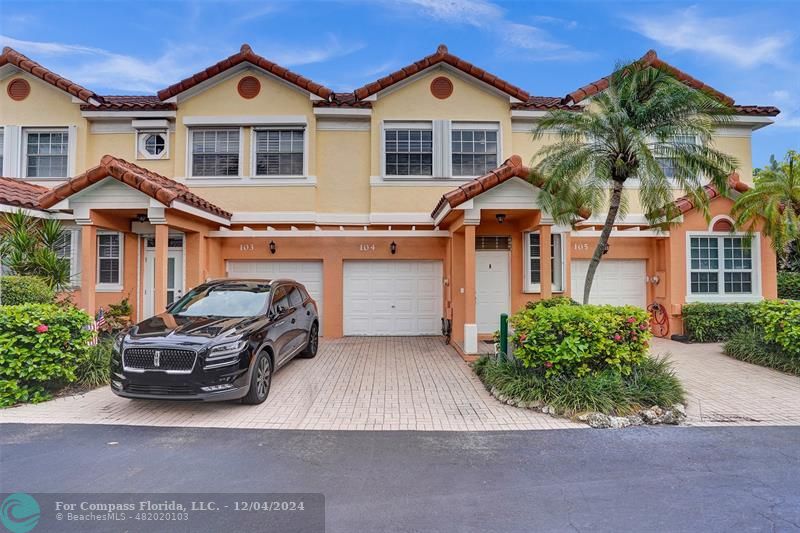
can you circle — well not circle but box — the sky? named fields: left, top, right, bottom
left=1, top=0, right=797, bottom=167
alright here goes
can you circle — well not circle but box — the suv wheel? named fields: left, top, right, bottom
left=242, top=352, right=272, bottom=404
left=298, top=323, right=319, bottom=359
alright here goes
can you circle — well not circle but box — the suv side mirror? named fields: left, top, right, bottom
left=276, top=304, right=287, bottom=315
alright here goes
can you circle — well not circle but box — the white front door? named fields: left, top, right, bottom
left=143, top=249, right=184, bottom=318
left=343, top=260, right=442, bottom=335
left=476, top=251, right=510, bottom=334
left=571, top=259, right=647, bottom=307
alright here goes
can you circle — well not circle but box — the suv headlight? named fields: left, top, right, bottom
left=113, top=333, right=125, bottom=352
left=207, top=339, right=247, bottom=360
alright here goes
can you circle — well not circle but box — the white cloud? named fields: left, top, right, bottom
left=396, top=0, right=587, bottom=61
left=529, top=15, right=578, bottom=30
left=624, top=7, right=795, bottom=69
left=768, top=89, right=800, bottom=128
left=1, top=33, right=362, bottom=93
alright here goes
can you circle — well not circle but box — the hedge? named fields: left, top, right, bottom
left=778, top=272, right=800, bottom=300
left=0, top=304, right=93, bottom=406
left=681, top=302, right=758, bottom=343
left=0, top=276, right=55, bottom=306
left=510, top=303, right=651, bottom=378
left=755, top=300, right=800, bottom=358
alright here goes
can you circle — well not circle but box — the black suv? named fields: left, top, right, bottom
left=110, top=279, right=319, bottom=404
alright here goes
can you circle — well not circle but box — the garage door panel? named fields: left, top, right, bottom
left=344, top=260, right=443, bottom=336
left=571, top=260, right=646, bottom=308
left=226, top=260, right=324, bottom=334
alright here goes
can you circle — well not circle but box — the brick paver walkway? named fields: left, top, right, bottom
left=0, top=337, right=580, bottom=431
left=652, top=338, right=800, bottom=426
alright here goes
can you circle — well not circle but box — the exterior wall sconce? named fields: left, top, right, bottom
left=269, top=241, right=276, bottom=254
left=135, top=213, right=148, bottom=223
left=390, top=241, right=397, bottom=255
left=648, top=275, right=661, bottom=285
left=496, top=213, right=506, bottom=224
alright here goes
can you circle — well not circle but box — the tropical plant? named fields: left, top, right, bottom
left=531, top=59, right=738, bottom=303
left=0, top=211, right=72, bottom=290
left=732, top=150, right=800, bottom=263
left=0, top=275, right=55, bottom=306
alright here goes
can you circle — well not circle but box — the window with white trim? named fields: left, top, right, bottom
left=451, top=127, right=498, bottom=176
left=656, top=134, right=696, bottom=179
left=525, top=231, right=564, bottom=292
left=689, top=235, right=756, bottom=297
left=254, top=129, right=304, bottom=176
left=97, top=232, right=122, bottom=288
left=55, top=228, right=81, bottom=287
left=137, top=130, right=169, bottom=160
left=24, top=129, right=69, bottom=178
left=384, top=125, right=433, bottom=176
left=190, top=129, right=239, bottom=177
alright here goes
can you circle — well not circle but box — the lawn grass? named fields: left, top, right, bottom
left=473, top=355, right=685, bottom=417
left=724, top=330, right=800, bottom=377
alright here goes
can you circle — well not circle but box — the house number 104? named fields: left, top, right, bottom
left=359, top=244, right=376, bottom=252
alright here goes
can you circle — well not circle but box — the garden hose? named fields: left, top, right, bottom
left=647, top=302, right=670, bottom=338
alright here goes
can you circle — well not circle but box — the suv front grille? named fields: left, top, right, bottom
left=125, top=384, right=195, bottom=396
left=123, top=348, right=196, bottom=372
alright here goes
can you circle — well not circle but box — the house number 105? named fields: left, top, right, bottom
left=359, top=244, right=376, bottom=252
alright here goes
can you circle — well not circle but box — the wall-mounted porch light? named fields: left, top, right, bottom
left=269, top=241, right=276, bottom=254
left=496, top=213, right=506, bottom=224
left=390, top=241, right=397, bottom=255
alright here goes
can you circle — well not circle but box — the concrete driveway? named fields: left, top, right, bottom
left=0, top=337, right=580, bottom=431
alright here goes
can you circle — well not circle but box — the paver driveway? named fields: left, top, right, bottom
left=0, top=337, right=580, bottom=431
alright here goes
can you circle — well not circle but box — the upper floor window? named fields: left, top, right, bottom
left=254, top=129, right=304, bottom=176
left=525, top=231, right=564, bottom=293
left=656, top=134, right=696, bottom=180
left=190, top=128, right=239, bottom=177
left=688, top=234, right=758, bottom=300
left=451, top=127, right=498, bottom=176
left=25, top=129, right=68, bottom=178
left=137, top=130, right=169, bottom=160
left=385, top=126, right=433, bottom=176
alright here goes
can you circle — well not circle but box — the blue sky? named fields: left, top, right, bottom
left=1, top=0, right=797, bottom=167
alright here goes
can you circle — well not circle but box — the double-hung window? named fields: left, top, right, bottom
left=25, top=129, right=69, bottom=178
left=384, top=124, right=433, bottom=176
left=525, top=231, right=564, bottom=292
left=97, top=232, right=123, bottom=290
left=55, top=228, right=81, bottom=287
left=190, top=129, right=240, bottom=177
left=688, top=234, right=758, bottom=300
left=655, top=134, right=696, bottom=180
left=451, top=125, right=498, bottom=176
left=254, top=129, right=304, bottom=176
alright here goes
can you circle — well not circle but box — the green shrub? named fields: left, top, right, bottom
left=724, top=328, right=800, bottom=376
left=510, top=304, right=651, bottom=378
left=524, top=296, right=579, bottom=310
left=75, top=339, right=113, bottom=387
left=0, top=304, right=93, bottom=406
left=474, top=355, right=684, bottom=416
left=0, top=276, right=55, bottom=306
left=682, top=302, right=758, bottom=342
left=778, top=272, right=800, bottom=300
left=754, top=300, right=800, bottom=358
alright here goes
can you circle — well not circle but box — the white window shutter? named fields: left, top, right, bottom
left=5, top=126, right=20, bottom=177
left=68, top=125, right=78, bottom=177
left=432, top=120, right=451, bottom=178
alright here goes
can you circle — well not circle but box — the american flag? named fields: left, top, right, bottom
left=86, top=308, right=105, bottom=346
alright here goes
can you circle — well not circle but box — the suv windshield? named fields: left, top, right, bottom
left=170, top=283, right=271, bottom=318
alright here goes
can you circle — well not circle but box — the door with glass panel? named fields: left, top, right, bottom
left=143, top=235, right=184, bottom=319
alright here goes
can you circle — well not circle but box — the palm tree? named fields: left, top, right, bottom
left=732, top=150, right=799, bottom=266
left=531, top=59, right=738, bottom=304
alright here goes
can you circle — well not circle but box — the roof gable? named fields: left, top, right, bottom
left=39, top=155, right=232, bottom=219
left=157, top=44, right=333, bottom=102
left=0, top=47, right=102, bottom=105
left=352, top=44, right=530, bottom=103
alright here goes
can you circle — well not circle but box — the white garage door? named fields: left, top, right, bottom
left=344, top=260, right=443, bottom=335
left=571, top=259, right=647, bottom=308
left=226, top=260, right=324, bottom=334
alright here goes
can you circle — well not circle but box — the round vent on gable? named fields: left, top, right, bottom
left=430, top=76, right=453, bottom=99
left=237, top=76, right=261, bottom=99
left=7, top=78, right=31, bottom=101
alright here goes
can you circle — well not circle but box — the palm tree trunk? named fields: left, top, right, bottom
left=583, top=180, right=624, bottom=304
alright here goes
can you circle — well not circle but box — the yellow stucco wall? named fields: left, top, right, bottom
left=316, top=130, right=370, bottom=213
left=86, top=132, right=176, bottom=177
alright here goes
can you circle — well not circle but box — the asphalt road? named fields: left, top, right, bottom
left=1, top=423, right=799, bottom=532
